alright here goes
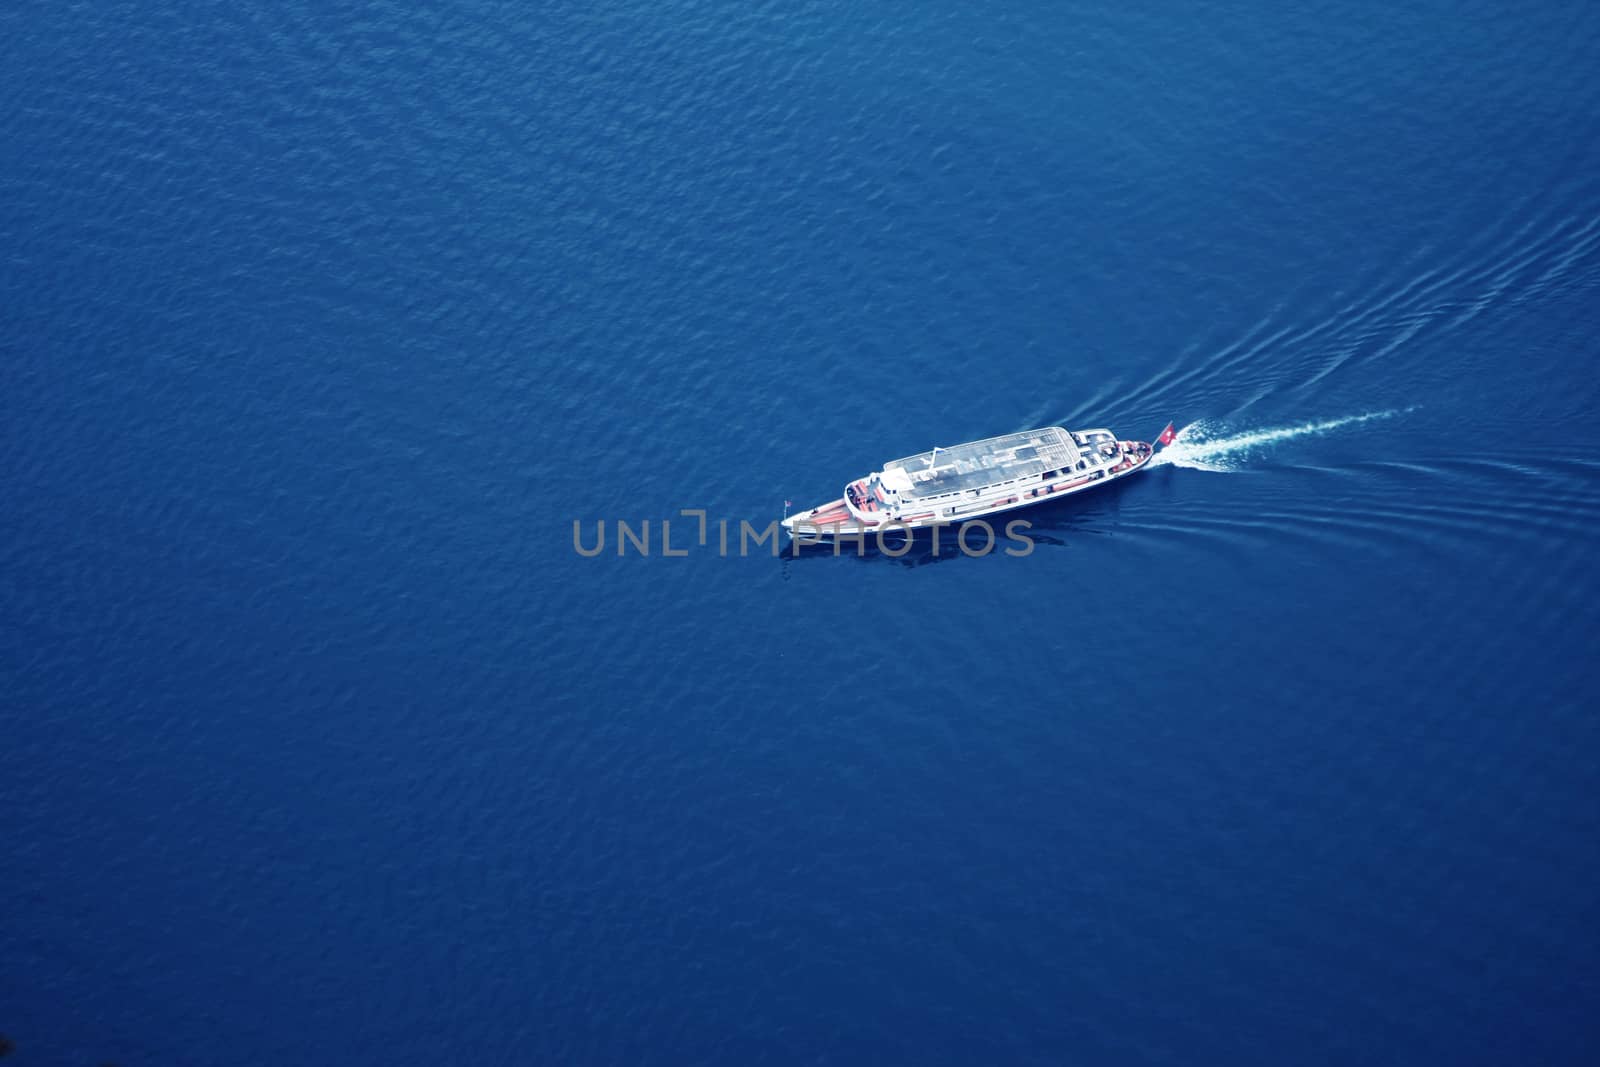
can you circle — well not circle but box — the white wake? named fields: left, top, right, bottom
left=1148, top=410, right=1406, bottom=472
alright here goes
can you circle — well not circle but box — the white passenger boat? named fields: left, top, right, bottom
left=783, top=422, right=1175, bottom=538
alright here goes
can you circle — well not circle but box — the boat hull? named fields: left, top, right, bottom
left=784, top=438, right=1156, bottom=539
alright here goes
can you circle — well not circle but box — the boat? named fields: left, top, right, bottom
left=782, top=422, right=1175, bottom=538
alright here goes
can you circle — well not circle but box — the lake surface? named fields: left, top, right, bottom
left=4, top=1, right=1598, bottom=1063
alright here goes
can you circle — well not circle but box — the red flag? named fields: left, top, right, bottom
left=1156, top=422, right=1177, bottom=447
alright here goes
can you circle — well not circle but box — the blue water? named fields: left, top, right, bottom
left=4, top=1, right=1599, bottom=1063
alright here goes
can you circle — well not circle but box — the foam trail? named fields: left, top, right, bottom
left=1149, top=410, right=1407, bottom=472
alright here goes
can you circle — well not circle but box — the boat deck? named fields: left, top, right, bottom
left=883, top=427, right=1081, bottom=502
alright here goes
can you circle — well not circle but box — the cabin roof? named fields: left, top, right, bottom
left=882, top=426, right=1082, bottom=500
